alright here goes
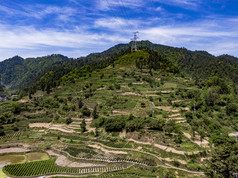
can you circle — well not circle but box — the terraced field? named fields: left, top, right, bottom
left=0, top=50, right=237, bottom=177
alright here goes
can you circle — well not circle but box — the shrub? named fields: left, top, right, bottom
left=66, top=117, right=72, bottom=125
left=81, top=106, right=91, bottom=117
left=141, top=102, right=146, bottom=108
left=104, top=118, right=125, bottom=132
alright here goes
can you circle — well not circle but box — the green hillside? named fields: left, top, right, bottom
left=88, top=40, right=238, bottom=83
left=0, top=54, right=69, bottom=90
left=0, top=49, right=238, bottom=177
left=0, top=41, right=237, bottom=92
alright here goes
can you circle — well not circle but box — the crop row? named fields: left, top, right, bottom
left=3, top=158, right=78, bottom=177
left=3, top=158, right=131, bottom=177
left=0, top=132, right=21, bottom=140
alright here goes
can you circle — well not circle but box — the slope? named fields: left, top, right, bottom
left=1, top=49, right=237, bottom=177
left=0, top=54, right=69, bottom=90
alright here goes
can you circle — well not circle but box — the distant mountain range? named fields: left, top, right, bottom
left=0, top=40, right=237, bottom=91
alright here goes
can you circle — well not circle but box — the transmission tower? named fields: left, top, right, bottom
left=131, top=31, right=139, bottom=52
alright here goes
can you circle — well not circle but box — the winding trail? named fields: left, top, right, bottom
left=86, top=141, right=204, bottom=175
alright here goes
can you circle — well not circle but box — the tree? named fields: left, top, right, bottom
left=104, top=118, right=125, bottom=132
left=80, top=119, right=86, bottom=133
left=206, top=137, right=238, bottom=178
left=226, top=103, right=238, bottom=116
left=92, top=105, right=98, bottom=119
left=78, top=98, right=83, bottom=109
left=66, top=117, right=72, bottom=125
left=204, top=87, right=219, bottom=107
left=164, top=120, right=178, bottom=134
left=0, top=129, right=5, bottom=136
left=149, top=118, right=165, bottom=131
left=81, top=106, right=91, bottom=117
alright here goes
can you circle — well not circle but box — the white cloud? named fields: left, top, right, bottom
left=155, top=6, right=164, bottom=12
left=140, top=18, right=238, bottom=56
left=94, top=17, right=143, bottom=32
left=0, top=23, right=129, bottom=61
left=97, top=0, right=144, bottom=11
left=153, top=0, right=201, bottom=10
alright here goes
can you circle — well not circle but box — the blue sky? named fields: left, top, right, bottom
left=0, top=0, right=238, bottom=61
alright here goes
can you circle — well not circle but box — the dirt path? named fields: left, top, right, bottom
left=88, top=144, right=128, bottom=155
left=132, top=82, right=144, bottom=85
left=29, top=123, right=75, bottom=133
left=128, top=139, right=185, bottom=155
left=45, top=174, right=81, bottom=178
left=169, top=113, right=181, bottom=118
left=155, top=106, right=174, bottom=112
left=161, top=91, right=174, bottom=94
left=128, top=138, right=200, bottom=155
left=121, top=92, right=140, bottom=96
left=0, top=148, right=29, bottom=154
left=113, top=110, right=131, bottom=115
left=29, top=123, right=51, bottom=128
left=163, top=158, right=186, bottom=164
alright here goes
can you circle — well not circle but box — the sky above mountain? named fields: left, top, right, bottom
left=0, top=0, right=238, bottom=61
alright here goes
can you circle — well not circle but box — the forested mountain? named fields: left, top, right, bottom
left=0, top=54, right=70, bottom=90
left=84, top=41, right=238, bottom=84
left=0, top=41, right=237, bottom=92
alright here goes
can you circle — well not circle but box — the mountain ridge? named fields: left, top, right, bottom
left=0, top=41, right=238, bottom=91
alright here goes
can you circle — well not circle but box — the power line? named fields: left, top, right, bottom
left=104, top=0, right=127, bottom=34
left=118, top=0, right=134, bottom=31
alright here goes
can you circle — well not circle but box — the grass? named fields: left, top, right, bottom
left=65, top=146, right=97, bottom=158
left=26, top=152, right=49, bottom=162
left=0, top=169, right=7, bottom=178
left=28, top=133, right=44, bottom=139
left=0, top=155, right=26, bottom=164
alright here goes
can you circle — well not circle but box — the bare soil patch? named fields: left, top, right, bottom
left=113, top=110, right=131, bottom=115
left=171, top=100, right=182, bottom=104
left=128, top=138, right=198, bottom=155
left=170, top=117, right=185, bottom=120
left=29, top=123, right=75, bottom=133
left=161, top=91, right=173, bottom=94
left=155, top=106, right=172, bottom=112
left=132, top=82, right=144, bottom=85
left=183, top=107, right=190, bottom=111
left=119, top=130, right=126, bottom=138
left=29, top=123, right=51, bottom=128
left=97, top=86, right=106, bottom=91
left=50, top=126, right=74, bottom=133
left=163, top=157, right=186, bottom=164
left=183, top=132, right=209, bottom=147
left=0, top=148, right=30, bottom=154
left=18, top=99, right=29, bottom=103
left=46, top=150, right=105, bottom=167
left=121, top=92, right=140, bottom=96
left=169, top=113, right=181, bottom=118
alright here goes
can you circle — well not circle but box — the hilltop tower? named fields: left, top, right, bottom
left=131, top=31, right=139, bottom=52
